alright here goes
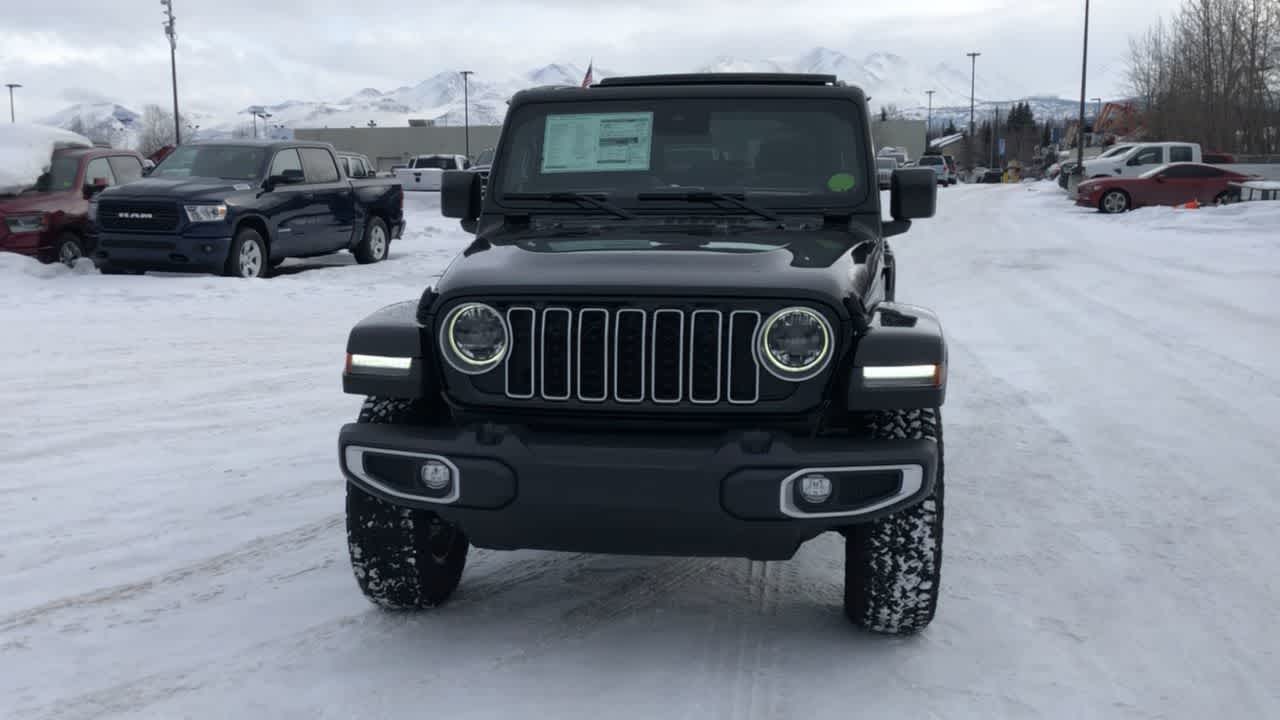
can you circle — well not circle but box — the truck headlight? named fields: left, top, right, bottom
left=758, top=306, right=833, bottom=381
left=184, top=204, right=228, bottom=223
left=439, top=302, right=508, bottom=374
left=5, top=214, right=46, bottom=234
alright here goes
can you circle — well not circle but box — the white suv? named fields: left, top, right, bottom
left=916, top=155, right=948, bottom=185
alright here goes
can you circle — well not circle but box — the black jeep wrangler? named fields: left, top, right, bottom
left=338, top=73, right=945, bottom=634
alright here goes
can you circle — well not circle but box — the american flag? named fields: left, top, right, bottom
left=581, top=61, right=594, bottom=88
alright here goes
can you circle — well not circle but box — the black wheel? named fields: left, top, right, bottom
left=55, top=233, right=85, bottom=267
left=346, top=397, right=468, bottom=610
left=842, top=408, right=943, bottom=635
left=1099, top=189, right=1129, bottom=214
left=353, top=217, right=389, bottom=264
left=1214, top=191, right=1236, bottom=206
left=225, top=227, right=269, bottom=278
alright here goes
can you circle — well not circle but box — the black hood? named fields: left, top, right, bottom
left=98, top=176, right=258, bottom=202
left=433, top=226, right=879, bottom=318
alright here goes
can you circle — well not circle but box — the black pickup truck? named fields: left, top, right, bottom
left=90, top=140, right=404, bottom=277
left=338, top=73, right=944, bottom=634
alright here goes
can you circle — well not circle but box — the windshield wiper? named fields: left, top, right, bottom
left=636, top=190, right=782, bottom=222
left=504, top=192, right=635, bottom=219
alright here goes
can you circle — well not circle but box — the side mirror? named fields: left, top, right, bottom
left=265, top=168, right=305, bottom=189
left=141, top=166, right=154, bottom=177
left=1127, top=157, right=1142, bottom=167
left=889, top=168, right=937, bottom=221
left=83, top=177, right=109, bottom=199
left=441, top=170, right=482, bottom=220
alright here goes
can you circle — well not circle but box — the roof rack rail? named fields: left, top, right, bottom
left=597, top=73, right=841, bottom=88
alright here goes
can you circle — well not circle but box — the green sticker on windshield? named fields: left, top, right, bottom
left=827, top=173, right=857, bottom=192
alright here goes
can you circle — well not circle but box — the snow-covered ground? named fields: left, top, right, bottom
left=2, top=188, right=1279, bottom=719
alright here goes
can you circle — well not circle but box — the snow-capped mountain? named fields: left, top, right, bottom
left=40, top=50, right=1083, bottom=145
left=41, top=103, right=141, bottom=147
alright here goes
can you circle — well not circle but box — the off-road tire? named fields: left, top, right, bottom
left=225, top=227, right=269, bottom=278
left=353, top=217, right=389, bottom=264
left=842, top=407, right=944, bottom=635
left=346, top=397, right=468, bottom=610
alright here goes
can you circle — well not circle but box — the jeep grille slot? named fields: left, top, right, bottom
left=496, top=305, right=762, bottom=406
left=95, top=201, right=181, bottom=232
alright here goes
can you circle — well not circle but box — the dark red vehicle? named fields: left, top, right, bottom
left=1076, top=162, right=1255, bottom=214
left=0, top=146, right=149, bottom=264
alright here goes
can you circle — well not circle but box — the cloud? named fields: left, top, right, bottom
left=1, top=0, right=1182, bottom=120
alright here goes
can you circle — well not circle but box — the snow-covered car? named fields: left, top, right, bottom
left=339, top=72, right=947, bottom=635
left=876, top=157, right=896, bottom=189
left=1, top=123, right=148, bottom=265
left=394, top=154, right=469, bottom=191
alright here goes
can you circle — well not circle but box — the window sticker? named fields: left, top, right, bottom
left=541, top=112, right=654, bottom=173
left=827, top=172, right=857, bottom=192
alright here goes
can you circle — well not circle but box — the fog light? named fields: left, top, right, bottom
left=420, top=460, right=453, bottom=491
left=202, top=244, right=214, bottom=253
left=799, top=474, right=833, bottom=504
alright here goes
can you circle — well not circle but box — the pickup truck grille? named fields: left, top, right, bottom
left=96, top=201, right=181, bottom=232
left=499, top=305, right=762, bottom=405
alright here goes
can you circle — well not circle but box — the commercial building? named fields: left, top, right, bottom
left=293, top=126, right=503, bottom=172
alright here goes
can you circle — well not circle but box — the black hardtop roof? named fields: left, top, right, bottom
left=510, top=73, right=867, bottom=107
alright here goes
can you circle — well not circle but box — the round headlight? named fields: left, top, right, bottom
left=440, top=303, right=508, bottom=374
left=758, top=306, right=833, bottom=380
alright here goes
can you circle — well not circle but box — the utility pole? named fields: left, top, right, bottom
left=4, top=83, right=20, bottom=123
left=161, top=0, right=180, bottom=145
left=991, top=105, right=998, bottom=168
left=1075, top=0, right=1090, bottom=173
left=966, top=52, right=981, bottom=136
left=459, top=70, right=474, bottom=159
left=925, top=90, right=935, bottom=144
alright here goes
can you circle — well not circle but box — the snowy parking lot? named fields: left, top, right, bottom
left=3, top=186, right=1279, bottom=719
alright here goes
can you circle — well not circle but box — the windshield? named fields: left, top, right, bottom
left=20, top=152, right=81, bottom=194
left=496, top=97, right=869, bottom=207
left=1140, top=165, right=1172, bottom=179
left=1100, top=145, right=1133, bottom=158
left=152, top=145, right=267, bottom=180
left=475, top=148, right=495, bottom=165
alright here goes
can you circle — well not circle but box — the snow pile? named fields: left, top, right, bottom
left=0, top=123, right=93, bottom=194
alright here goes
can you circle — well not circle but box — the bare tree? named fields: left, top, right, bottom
left=137, top=104, right=186, bottom=156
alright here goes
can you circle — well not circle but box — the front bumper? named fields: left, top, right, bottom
left=338, top=422, right=939, bottom=560
left=93, top=232, right=232, bottom=272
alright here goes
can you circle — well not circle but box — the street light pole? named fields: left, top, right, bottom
left=161, top=0, right=180, bottom=145
left=1075, top=0, right=1090, bottom=172
left=966, top=52, right=981, bottom=136
left=459, top=70, right=474, bottom=159
left=4, top=83, right=20, bottom=123
left=925, top=89, right=935, bottom=144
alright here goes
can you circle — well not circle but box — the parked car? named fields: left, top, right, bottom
left=90, top=140, right=405, bottom=277
left=340, top=72, right=946, bottom=634
left=876, top=157, right=897, bottom=189
left=877, top=146, right=910, bottom=168
left=942, top=155, right=958, bottom=185
left=395, top=154, right=469, bottom=191
left=1, top=134, right=148, bottom=265
left=1075, top=162, right=1255, bottom=213
left=337, top=152, right=377, bottom=179
left=916, top=155, right=949, bottom=185
left=469, top=147, right=495, bottom=196
left=1080, top=142, right=1202, bottom=180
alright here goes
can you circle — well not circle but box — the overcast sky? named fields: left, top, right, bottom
left=2, top=0, right=1183, bottom=120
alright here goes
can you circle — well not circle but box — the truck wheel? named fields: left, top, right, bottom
left=56, top=233, right=85, bottom=267
left=842, top=408, right=943, bottom=635
left=225, top=228, right=269, bottom=278
left=354, top=218, right=389, bottom=264
left=346, top=397, right=468, bottom=609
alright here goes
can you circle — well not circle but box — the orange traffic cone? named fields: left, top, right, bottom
left=1182, top=198, right=1200, bottom=209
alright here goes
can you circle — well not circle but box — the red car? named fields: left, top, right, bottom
left=0, top=145, right=149, bottom=264
left=1076, top=162, right=1254, bottom=214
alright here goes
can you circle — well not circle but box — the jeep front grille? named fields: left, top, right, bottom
left=501, top=306, right=762, bottom=405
